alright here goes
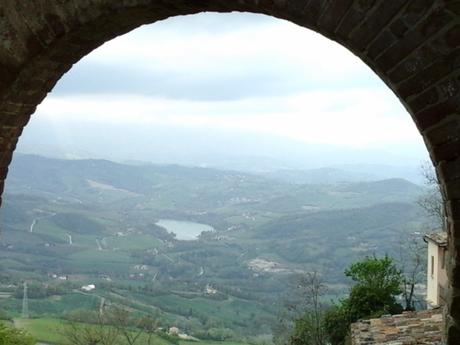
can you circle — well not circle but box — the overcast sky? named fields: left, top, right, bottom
left=21, top=12, right=429, bottom=167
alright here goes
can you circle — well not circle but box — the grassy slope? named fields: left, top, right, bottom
left=14, top=317, right=250, bottom=345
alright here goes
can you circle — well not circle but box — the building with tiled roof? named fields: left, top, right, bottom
left=423, top=231, right=448, bottom=308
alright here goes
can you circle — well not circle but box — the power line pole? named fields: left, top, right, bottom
left=21, top=281, right=29, bottom=319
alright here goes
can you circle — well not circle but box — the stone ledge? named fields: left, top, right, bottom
left=351, top=309, right=444, bottom=345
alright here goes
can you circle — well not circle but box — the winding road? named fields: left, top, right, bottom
left=29, top=219, right=37, bottom=233
left=29, top=212, right=56, bottom=233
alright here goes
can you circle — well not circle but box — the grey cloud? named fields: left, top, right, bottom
left=53, top=61, right=308, bottom=100
left=50, top=12, right=380, bottom=100
left=52, top=60, right=375, bottom=101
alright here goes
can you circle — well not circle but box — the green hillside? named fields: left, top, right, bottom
left=0, top=154, right=430, bottom=340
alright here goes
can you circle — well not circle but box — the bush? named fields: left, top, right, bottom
left=0, top=322, right=35, bottom=345
left=323, top=305, right=350, bottom=345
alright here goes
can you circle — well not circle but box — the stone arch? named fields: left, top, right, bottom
left=1, top=0, right=460, bottom=342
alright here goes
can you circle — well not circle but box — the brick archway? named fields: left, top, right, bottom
left=1, top=1, right=460, bottom=342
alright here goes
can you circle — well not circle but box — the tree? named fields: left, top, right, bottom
left=324, top=256, right=404, bottom=345
left=106, top=307, right=144, bottom=345
left=61, top=312, right=119, bottom=345
left=62, top=307, right=160, bottom=345
left=61, top=322, right=119, bottom=345
left=397, top=233, right=426, bottom=311
left=291, top=272, right=328, bottom=345
left=135, top=314, right=160, bottom=345
left=417, top=161, right=445, bottom=229
left=107, top=306, right=160, bottom=345
left=0, top=323, right=35, bottom=345
left=273, top=272, right=328, bottom=345
left=345, top=255, right=403, bottom=319
left=323, top=304, right=350, bottom=345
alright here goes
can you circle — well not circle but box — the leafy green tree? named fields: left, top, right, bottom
left=345, top=255, right=403, bottom=319
left=324, top=256, right=404, bottom=345
left=0, top=323, right=35, bottom=345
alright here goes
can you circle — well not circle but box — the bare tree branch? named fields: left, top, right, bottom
left=417, top=161, right=445, bottom=230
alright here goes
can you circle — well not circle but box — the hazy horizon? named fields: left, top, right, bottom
left=17, top=12, right=430, bottom=175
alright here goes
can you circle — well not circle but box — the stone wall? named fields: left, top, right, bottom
left=1, top=1, right=460, bottom=342
left=351, top=309, right=444, bottom=345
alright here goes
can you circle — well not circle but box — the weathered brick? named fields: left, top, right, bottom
left=376, top=30, right=426, bottom=72
left=349, top=0, right=407, bottom=51
left=285, top=0, right=308, bottom=14
left=446, top=2, right=460, bottom=16
left=407, top=87, right=440, bottom=113
left=335, top=2, right=370, bottom=39
left=398, top=61, right=460, bottom=100
left=0, top=2, right=459, bottom=343
left=416, top=98, right=460, bottom=131
left=426, top=118, right=460, bottom=147
left=401, top=0, right=436, bottom=28
left=445, top=179, right=460, bottom=200
left=446, top=25, right=460, bottom=48
left=367, top=29, right=397, bottom=60
left=376, top=10, right=452, bottom=72
left=0, top=167, right=9, bottom=181
left=317, top=0, right=352, bottom=33
left=389, top=17, right=410, bottom=38
left=0, top=151, right=13, bottom=168
left=440, top=158, right=460, bottom=183
left=433, top=139, right=460, bottom=162
left=301, top=0, right=329, bottom=29
left=389, top=45, right=439, bottom=83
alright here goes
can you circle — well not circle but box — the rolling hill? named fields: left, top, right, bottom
left=0, top=154, right=430, bottom=337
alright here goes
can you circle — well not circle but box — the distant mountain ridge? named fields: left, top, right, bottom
left=264, top=165, right=423, bottom=185
left=17, top=117, right=428, bottom=178
left=7, top=153, right=423, bottom=199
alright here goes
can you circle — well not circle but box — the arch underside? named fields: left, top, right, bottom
left=1, top=0, right=460, bottom=342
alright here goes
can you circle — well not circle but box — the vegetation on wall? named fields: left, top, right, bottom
left=280, top=256, right=409, bottom=345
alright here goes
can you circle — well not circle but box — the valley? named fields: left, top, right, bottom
left=0, top=154, right=431, bottom=342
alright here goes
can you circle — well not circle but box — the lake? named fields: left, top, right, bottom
left=155, top=219, right=214, bottom=240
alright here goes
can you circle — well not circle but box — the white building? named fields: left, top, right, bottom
left=169, top=327, right=180, bottom=336
left=205, top=284, right=218, bottom=295
left=424, top=232, right=448, bottom=308
left=81, top=284, right=96, bottom=292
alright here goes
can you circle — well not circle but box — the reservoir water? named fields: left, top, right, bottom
left=156, top=219, right=214, bottom=240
